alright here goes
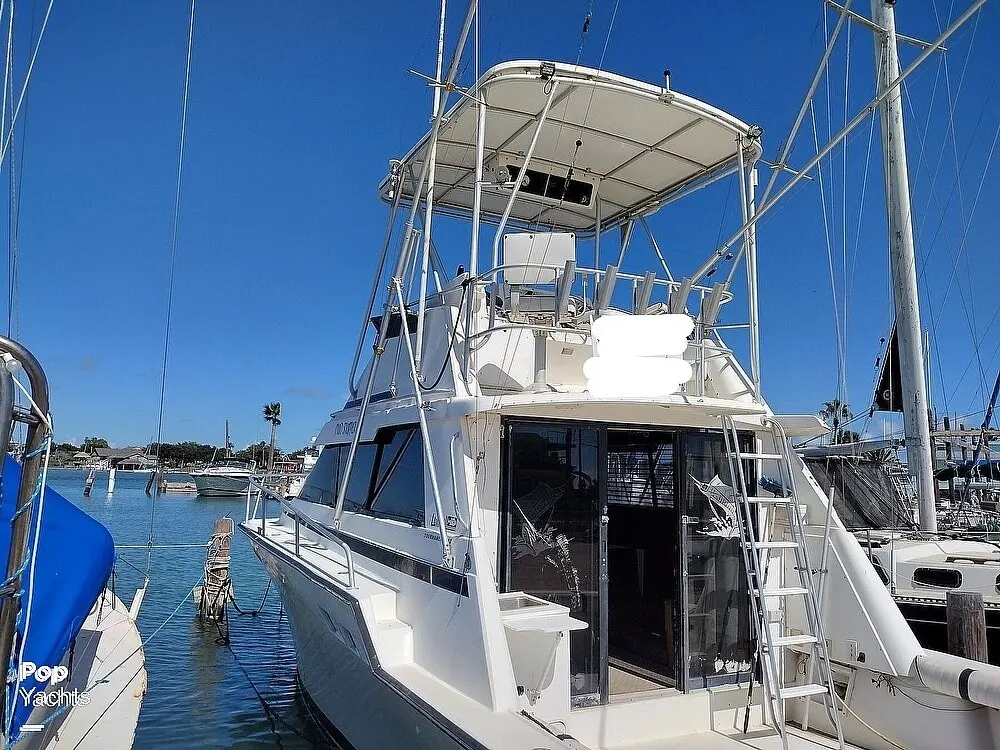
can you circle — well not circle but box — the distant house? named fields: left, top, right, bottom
left=78, top=447, right=157, bottom=471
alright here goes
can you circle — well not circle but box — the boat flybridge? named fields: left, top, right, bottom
left=242, top=55, right=1000, bottom=750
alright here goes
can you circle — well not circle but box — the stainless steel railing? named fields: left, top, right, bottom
left=246, top=476, right=356, bottom=590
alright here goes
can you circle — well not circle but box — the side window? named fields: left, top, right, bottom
left=342, top=442, right=379, bottom=512
left=370, top=428, right=425, bottom=525
left=299, top=446, right=340, bottom=506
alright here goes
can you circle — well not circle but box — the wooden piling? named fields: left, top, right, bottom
left=946, top=591, right=988, bottom=663
left=195, top=517, right=234, bottom=620
left=83, top=468, right=96, bottom=497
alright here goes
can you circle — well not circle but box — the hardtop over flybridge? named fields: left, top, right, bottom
left=242, top=2, right=1000, bottom=748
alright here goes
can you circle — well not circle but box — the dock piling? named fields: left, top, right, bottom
left=947, top=591, right=988, bottom=663
left=194, top=517, right=234, bottom=620
left=83, top=468, right=96, bottom=497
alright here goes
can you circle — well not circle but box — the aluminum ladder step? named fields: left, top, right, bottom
left=772, top=633, right=818, bottom=647
left=779, top=683, right=829, bottom=700
left=736, top=452, right=785, bottom=461
left=721, top=414, right=846, bottom=750
left=755, top=586, right=809, bottom=597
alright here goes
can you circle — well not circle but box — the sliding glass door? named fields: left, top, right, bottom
left=501, top=420, right=753, bottom=701
left=680, top=432, right=752, bottom=690
left=503, top=423, right=603, bottom=705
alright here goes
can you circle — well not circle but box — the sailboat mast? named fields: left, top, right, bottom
left=870, top=0, right=937, bottom=531
left=225, top=418, right=231, bottom=458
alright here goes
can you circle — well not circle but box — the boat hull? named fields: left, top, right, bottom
left=21, top=588, right=145, bottom=749
left=246, top=531, right=470, bottom=750
left=897, top=597, right=1000, bottom=666
left=191, top=474, right=249, bottom=497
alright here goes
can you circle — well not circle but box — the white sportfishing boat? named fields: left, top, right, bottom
left=243, top=2, right=1000, bottom=748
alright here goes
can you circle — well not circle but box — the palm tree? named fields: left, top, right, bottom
left=819, top=399, right=852, bottom=443
left=263, top=402, right=282, bottom=472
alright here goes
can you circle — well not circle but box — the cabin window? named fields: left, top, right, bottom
left=504, top=424, right=603, bottom=704
left=341, top=443, right=379, bottom=512
left=912, top=567, right=961, bottom=589
left=369, top=428, right=425, bottom=525
left=607, top=435, right=675, bottom=508
left=298, top=447, right=340, bottom=506
left=870, top=556, right=891, bottom=586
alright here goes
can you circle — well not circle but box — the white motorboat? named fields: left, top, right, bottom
left=191, top=460, right=254, bottom=497
left=242, top=3, right=1000, bottom=749
left=191, top=422, right=255, bottom=497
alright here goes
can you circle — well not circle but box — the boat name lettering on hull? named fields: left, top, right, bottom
left=334, top=420, right=357, bottom=438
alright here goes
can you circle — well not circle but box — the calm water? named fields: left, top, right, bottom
left=46, top=469, right=336, bottom=749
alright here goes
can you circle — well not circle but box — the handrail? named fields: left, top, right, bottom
left=476, top=262, right=730, bottom=302
left=247, top=477, right=356, bottom=590
left=0, top=337, right=51, bottom=727
left=449, top=432, right=469, bottom=532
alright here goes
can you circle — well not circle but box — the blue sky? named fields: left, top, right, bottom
left=4, top=1, right=999, bottom=450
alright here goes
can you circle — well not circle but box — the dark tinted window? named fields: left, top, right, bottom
left=370, top=429, right=425, bottom=525
left=913, top=567, right=961, bottom=589
left=342, top=443, right=378, bottom=512
left=299, top=446, right=340, bottom=506
left=607, top=432, right=675, bottom=508
left=870, top=556, right=891, bottom=586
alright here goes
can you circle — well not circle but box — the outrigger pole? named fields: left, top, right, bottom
left=332, top=1, right=480, bottom=570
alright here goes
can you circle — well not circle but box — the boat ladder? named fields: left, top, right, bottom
left=721, top=415, right=846, bottom=750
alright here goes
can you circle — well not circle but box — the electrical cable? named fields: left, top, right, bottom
left=419, top=279, right=469, bottom=391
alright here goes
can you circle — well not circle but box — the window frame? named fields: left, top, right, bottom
left=367, top=426, right=425, bottom=526
left=303, top=425, right=426, bottom=526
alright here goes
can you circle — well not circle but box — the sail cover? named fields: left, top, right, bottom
left=873, top=324, right=903, bottom=413
left=0, top=454, right=114, bottom=741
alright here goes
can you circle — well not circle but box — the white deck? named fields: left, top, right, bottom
left=618, top=729, right=856, bottom=749
left=24, top=588, right=146, bottom=750
left=249, top=516, right=855, bottom=750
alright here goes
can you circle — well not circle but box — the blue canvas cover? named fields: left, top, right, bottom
left=0, top=455, right=115, bottom=741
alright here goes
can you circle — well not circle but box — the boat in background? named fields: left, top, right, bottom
left=0, top=336, right=145, bottom=748
left=190, top=420, right=255, bottom=497
left=191, top=459, right=254, bottom=497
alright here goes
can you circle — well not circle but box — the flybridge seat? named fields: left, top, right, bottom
left=502, top=231, right=577, bottom=319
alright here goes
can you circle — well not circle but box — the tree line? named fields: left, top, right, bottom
left=50, top=438, right=292, bottom=468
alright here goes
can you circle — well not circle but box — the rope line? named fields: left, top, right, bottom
left=0, top=0, right=53, bottom=170
left=809, top=101, right=846, bottom=409
left=150, top=0, right=197, bottom=577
